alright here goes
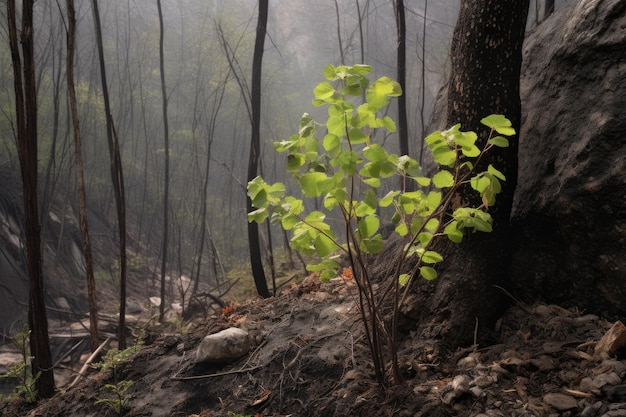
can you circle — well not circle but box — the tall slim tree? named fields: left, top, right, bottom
left=91, top=0, right=128, bottom=349
left=156, top=0, right=171, bottom=320
left=66, top=0, right=99, bottom=352
left=412, top=0, right=530, bottom=349
left=7, top=0, right=56, bottom=398
left=394, top=0, right=409, bottom=158
left=247, top=0, right=271, bottom=298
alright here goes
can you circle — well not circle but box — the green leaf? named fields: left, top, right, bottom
left=432, top=146, right=457, bottom=167
left=363, top=177, right=381, bottom=188
left=360, top=234, right=384, bottom=253
left=300, top=172, right=328, bottom=197
left=432, top=170, right=454, bottom=188
left=487, top=164, right=506, bottom=181
left=395, top=222, right=408, bottom=237
left=314, top=82, right=336, bottom=100
left=419, top=266, right=438, bottom=281
left=421, top=250, right=443, bottom=264
left=382, top=116, right=397, bottom=132
left=315, top=234, right=337, bottom=257
left=424, top=218, right=439, bottom=232
left=488, top=136, right=509, bottom=148
left=363, top=144, right=388, bottom=162
left=247, top=208, right=268, bottom=223
left=323, top=134, right=340, bottom=152
left=350, top=64, right=372, bottom=75
left=348, top=127, right=368, bottom=144
left=480, top=114, right=516, bottom=136
left=379, top=190, right=400, bottom=207
left=399, top=273, right=411, bottom=287
left=280, top=213, right=299, bottom=230
left=358, top=215, right=380, bottom=238
left=444, top=221, right=463, bottom=243
left=323, top=64, right=337, bottom=80
left=366, top=76, right=401, bottom=111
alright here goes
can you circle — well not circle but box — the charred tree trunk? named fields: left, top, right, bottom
left=394, top=0, right=409, bottom=158
left=7, top=0, right=56, bottom=398
left=407, top=0, right=529, bottom=350
left=66, top=0, right=99, bottom=352
left=247, top=0, right=270, bottom=299
left=156, top=0, right=171, bottom=321
left=91, top=0, right=128, bottom=349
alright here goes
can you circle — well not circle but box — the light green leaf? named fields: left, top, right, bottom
left=348, top=128, right=368, bottom=144
left=363, top=144, right=388, bottom=162
left=323, top=134, right=340, bottom=152
left=363, top=177, right=381, bottom=188
left=395, top=223, right=408, bottom=237
left=382, top=116, right=397, bottom=132
left=360, top=234, right=384, bottom=253
left=488, top=136, right=509, bottom=148
left=421, top=250, right=443, bottom=264
left=314, top=82, right=336, bottom=100
left=432, top=146, right=457, bottom=167
left=432, top=170, right=454, bottom=188
left=315, top=234, right=336, bottom=257
left=444, top=221, right=463, bottom=243
left=300, top=172, right=328, bottom=197
left=480, top=114, right=515, bottom=136
left=379, top=190, right=400, bottom=207
left=399, top=273, right=411, bottom=286
left=420, top=266, right=438, bottom=281
left=247, top=208, right=268, bottom=223
left=358, top=215, right=380, bottom=238
left=487, top=164, right=506, bottom=181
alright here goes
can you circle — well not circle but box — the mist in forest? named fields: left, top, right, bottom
left=0, top=0, right=570, bottom=329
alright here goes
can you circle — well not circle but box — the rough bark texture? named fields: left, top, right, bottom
left=510, top=0, right=626, bottom=318
left=403, top=0, right=529, bottom=350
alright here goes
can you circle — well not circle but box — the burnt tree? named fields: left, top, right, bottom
left=406, top=0, right=530, bottom=349
left=7, top=0, right=56, bottom=397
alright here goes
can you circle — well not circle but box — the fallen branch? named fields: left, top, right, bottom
left=67, top=336, right=112, bottom=390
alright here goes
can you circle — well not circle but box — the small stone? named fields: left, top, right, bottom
left=543, top=393, right=578, bottom=411
left=472, top=374, right=496, bottom=388
left=609, top=404, right=626, bottom=411
left=469, top=386, right=484, bottom=397
left=581, top=377, right=602, bottom=395
left=603, top=410, right=626, bottom=417
left=451, top=374, right=471, bottom=392
left=594, top=321, right=626, bottom=360
left=592, top=372, right=621, bottom=389
left=581, top=401, right=604, bottom=417
left=530, top=355, right=559, bottom=371
left=457, top=355, right=477, bottom=370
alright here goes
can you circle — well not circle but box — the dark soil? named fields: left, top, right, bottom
left=1, top=274, right=624, bottom=417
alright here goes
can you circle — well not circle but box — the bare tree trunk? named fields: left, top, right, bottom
left=91, top=0, right=128, bottom=349
left=7, top=0, right=56, bottom=398
left=408, top=0, right=529, bottom=351
left=394, top=0, right=409, bottom=158
left=66, top=0, right=99, bottom=353
left=247, top=0, right=270, bottom=299
left=156, top=0, right=171, bottom=321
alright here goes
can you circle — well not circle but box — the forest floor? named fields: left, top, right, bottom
left=1, top=273, right=626, bottom=417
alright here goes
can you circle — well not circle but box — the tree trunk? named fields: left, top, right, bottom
left=66, top=0, right=99, bottom=353
left=7, top=0, right=56, bottom=398
left=247, top=0, right=270, bottom=299
left=394, top=0, right=409, bottom=158
left=91, top=0, right=128, bottom=349
left=406, top=0, right=529, bottom=350
left=156, top=0, right=171, bottom=321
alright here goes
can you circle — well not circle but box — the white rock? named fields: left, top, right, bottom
left=195, top=327, right=250, bottom=364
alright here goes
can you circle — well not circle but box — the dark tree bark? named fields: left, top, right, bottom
left=394, top=0, right=409, bottom=158
left=7, top=0, right=56, bottom=398
left=156, top=0, right=171, bottom=321
left=407, top=0, right=529, bottom=350
left=91, top=0, right=128, bottom=349
left=247, top=0, right=270, bottom=299
left=66, top=0, right=99, bottom=353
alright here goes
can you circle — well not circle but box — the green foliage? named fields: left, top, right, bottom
left=93, top=333, right=144, bottom=414
left=0, top=324, right=39, bottom=404
left=248, top=64, right=514, bottom=385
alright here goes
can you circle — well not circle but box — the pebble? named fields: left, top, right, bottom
left=543, top=392, right=578, bottom=411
